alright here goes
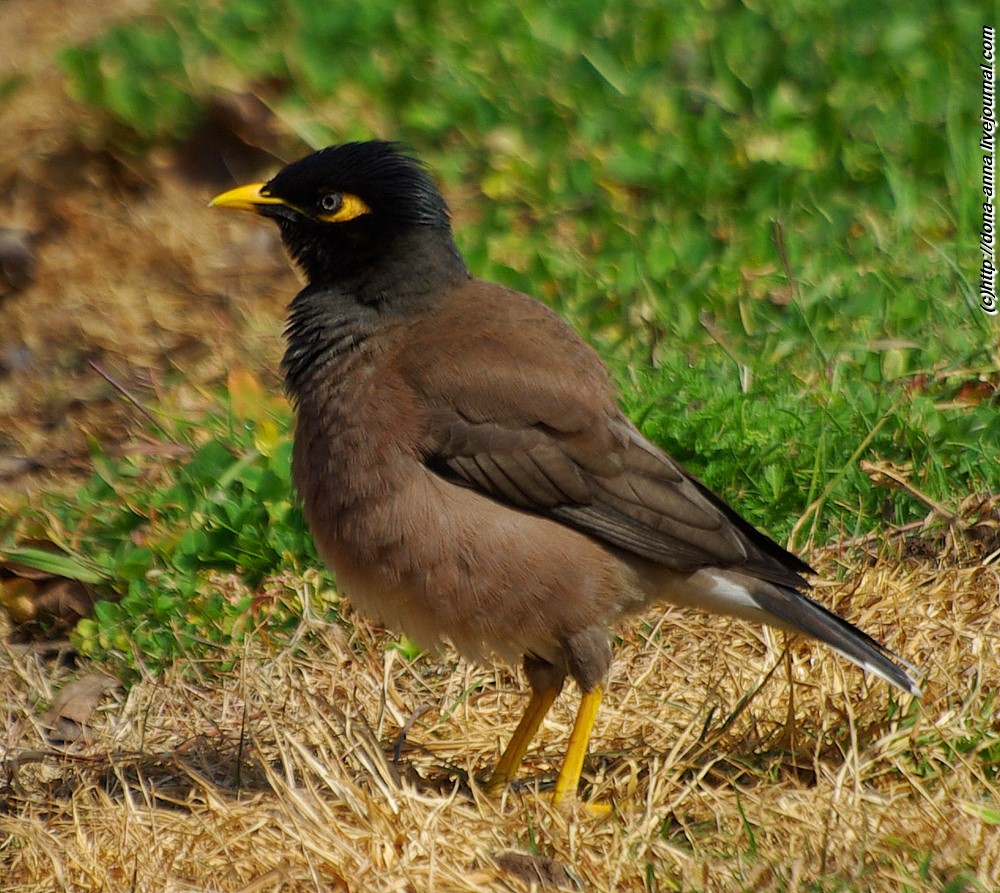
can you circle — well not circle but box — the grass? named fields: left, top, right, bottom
left=1, top=0, right=998, bottom=890
left=2, top=558, right=997, bottom=891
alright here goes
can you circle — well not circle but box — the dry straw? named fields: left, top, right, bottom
left=2, top=542, right=998, bottom=891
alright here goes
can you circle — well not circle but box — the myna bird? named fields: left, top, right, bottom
left=211, top=141, right=920, bottom=805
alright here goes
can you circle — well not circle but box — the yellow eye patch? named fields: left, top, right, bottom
left=317, top=192, right=372, bottom=223
left=210, top=183, right=371, bottom=224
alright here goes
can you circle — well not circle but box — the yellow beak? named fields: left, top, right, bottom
left=209, top=183, right=285, bottom=212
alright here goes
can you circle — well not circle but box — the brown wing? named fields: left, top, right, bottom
left=401, top=279, right=812, bottom=588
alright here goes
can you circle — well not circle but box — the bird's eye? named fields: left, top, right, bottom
left=320, top=193, right=343, bottom=213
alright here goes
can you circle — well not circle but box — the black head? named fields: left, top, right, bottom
left=211, top=141, right=464, bottom=290
left=263, top=141, right=450, bottom=229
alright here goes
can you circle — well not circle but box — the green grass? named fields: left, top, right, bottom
left=3, top=394, right=325, bottom=675
left=2, top=0, right=993, bottom=673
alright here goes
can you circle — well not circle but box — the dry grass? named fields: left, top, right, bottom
left=2, top=552, right=998, bottom=892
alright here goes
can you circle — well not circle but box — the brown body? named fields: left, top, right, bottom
left=293, top=282, right=643, bottom=684
left=289, top=278, right=796, bottom=690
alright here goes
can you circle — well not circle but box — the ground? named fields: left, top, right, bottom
left=1, top=4, right=998, bottom=892
left=0, top=0, right=298, bottom=493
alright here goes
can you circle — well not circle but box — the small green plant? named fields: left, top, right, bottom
left=4, top=384, right=329, bottom=676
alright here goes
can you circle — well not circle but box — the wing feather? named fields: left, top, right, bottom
left=404, top=280, right=811, bottom=586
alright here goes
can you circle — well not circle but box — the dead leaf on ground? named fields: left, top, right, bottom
left=1, top=542, right=107, bottom=636
left=491, top=851, right=579, bottom=890
left=41, top=671, right=121, bottom=744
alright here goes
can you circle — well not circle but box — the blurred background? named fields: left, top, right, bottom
left=0, top=0, right=996, bottom=654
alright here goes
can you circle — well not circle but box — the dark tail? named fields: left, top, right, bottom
left=750, top=580, right=921, bottom=697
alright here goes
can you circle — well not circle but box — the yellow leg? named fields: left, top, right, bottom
left=551, top=685, right=604, bottom=806
left=487, top=687, right=559, bottom=793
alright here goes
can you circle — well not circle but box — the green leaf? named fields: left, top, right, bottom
left=0, top=546, right=105, bottom=584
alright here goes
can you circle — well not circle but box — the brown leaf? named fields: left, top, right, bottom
left=1, top=574, right=102, bottom=636
left=956, top=380, right=996, bottom=405
left=492, top=851, right=577, bottom=889
left=0, top=577, right=37, bottom=622
left=34, top=578, right=98, bottom=627
left=42, top=672, right=121, bottom=744
left=1, top=539, right=110, bottom=636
